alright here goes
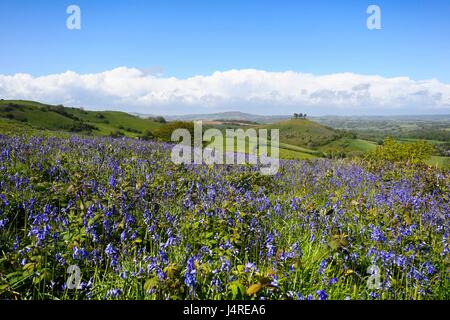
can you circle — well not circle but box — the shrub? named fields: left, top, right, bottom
left=141, top=129, right=155, bottom=140
left=154, top=116, right=166, bottom=124
left=368, top=137, right=434, bottom=164
left=153, top=121, right=195, bottom=142
left=110, top=130, right=124, bottom=138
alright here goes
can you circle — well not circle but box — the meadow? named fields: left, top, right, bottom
left=0, top=134, right=448, bottom=300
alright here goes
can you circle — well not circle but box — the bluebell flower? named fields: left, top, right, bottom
left=0, top=218, right=8, bottom=230
left=184, top=256, right=197, bottom=290
left=423, top=261, right=436, bottom=275
left=0, top=194, right=8, bottom=206
left=316, top=289, right=328, bottom=300
left=244, top=262, right=257, bottom=273
left=369, top=292, right=379, bottom=299
left=328, top=277, right=338, bottom=285
left=265, top=233, right=276, bottom=258
left=105, top=243, right=119, bottom=267
left=55, top=253, right=66, bottom=266
left=73, top=246, right=89, bottom=260
left=108, top=175, right=117, bottom=188
left=371, top=226, right=386, bottom=243
left=319, top=259, right=327, bottom=275
left=106, top=288, right=122, bottom=299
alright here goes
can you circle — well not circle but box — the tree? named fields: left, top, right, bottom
left=155, top=116, right=166, bottom=124
left=299, top=113, right=303, bottom=118
left=293, top=113, right=298, bottom=119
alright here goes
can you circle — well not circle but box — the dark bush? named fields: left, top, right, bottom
left=141, top=129, right=155, bottom=140
left=110, top=130, right=124, bottom=138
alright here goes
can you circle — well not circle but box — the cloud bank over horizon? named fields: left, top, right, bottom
left=1, top=67, right=449, bottom=116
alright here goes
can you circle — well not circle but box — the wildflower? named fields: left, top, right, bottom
left=105, top=243, right=117, bottom=256
left=55, top=253, right=66, bottom=266
left=328, top=277, right=338, bottom=285
left=319, top=259, right=327, bottom=275
left=369, top=292, right=379, bottom=299
left=0, top=217, right=8, bottom=230
left=184, top=256, right=197, bottom=291
left=244, top=262, right=258, bottom=273
left=0, top=194, right=8, bottom=206
left=423, top=261, right=436, bottom=275
left=73, top=247, right=89, bottom=260
left=108, top=175, right=117, bottom=188
left=265, top=233, right=276, bottom=258
left=105, top=243, right=119, bottom=268
left=106, top=288, right=122, bottom=299
left=316, top=289, right=328, bottom=300
left=371, top=226, right=386, bottom=243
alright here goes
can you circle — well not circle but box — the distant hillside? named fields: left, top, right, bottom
left=312, top=114, right=450, bottom=143
left=0, top=100, right=163, bottom=137
left=164, top=111, right=290, bottom=124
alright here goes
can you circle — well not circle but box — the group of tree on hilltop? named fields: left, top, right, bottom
left=293, top=113, right=307, bottom=119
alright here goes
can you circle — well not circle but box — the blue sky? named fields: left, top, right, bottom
left=1, top=0, right=449, bottom=81
left=0, top=0, right=449, bottom=115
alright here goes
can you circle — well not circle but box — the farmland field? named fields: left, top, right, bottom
left=0, top=134, right=449, bottom=300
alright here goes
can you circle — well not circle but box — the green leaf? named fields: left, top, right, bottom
left=144, top=277, right=159, bottom=291
left=229, top=281, right=245, bottom=299
left=246, top=283, right=263, bottom=296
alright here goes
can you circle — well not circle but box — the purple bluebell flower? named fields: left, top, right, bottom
left=316, top=289, right=328, bottom=300
left=184, top=256, right=197, bottom=290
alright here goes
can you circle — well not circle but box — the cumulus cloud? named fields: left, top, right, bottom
left=0, top=67, right=449, bottom=115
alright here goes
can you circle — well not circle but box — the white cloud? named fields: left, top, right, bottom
left=0, top=67, right=449, bottom=115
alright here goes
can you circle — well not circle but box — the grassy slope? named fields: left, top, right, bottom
left=0, top=100, right=162, bottom=137
left=259, top=119, right=341, bottom=147
left=318, top=138, right=377, bottom=153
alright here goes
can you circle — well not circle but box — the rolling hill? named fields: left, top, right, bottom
left=259, top=118, right=345, bottom=148
left=0, top=100, right=163, bottom=137
left=1, top=99, right=447, bottom=167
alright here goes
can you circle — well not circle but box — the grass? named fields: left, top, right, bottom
left=318, top=138, right=377, bottom=153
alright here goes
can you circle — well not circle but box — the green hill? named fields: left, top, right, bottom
left=259, top=119, right=343, bottom=148
left=317, top=138, right=377, bottom=156
left=0, top=100, right=163, bottom=137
